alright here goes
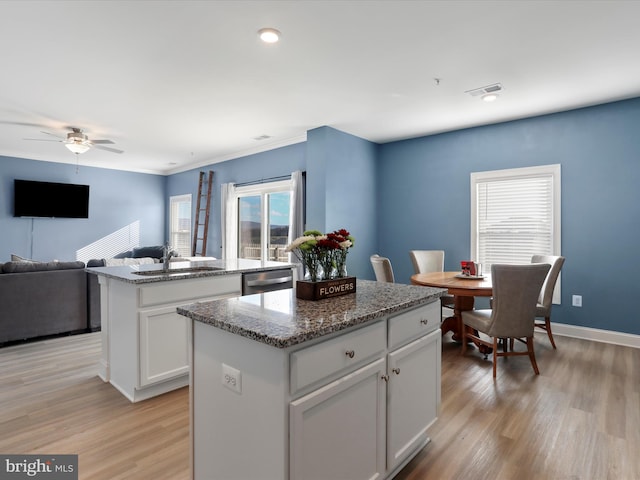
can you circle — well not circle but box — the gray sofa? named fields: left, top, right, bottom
left=0, top=261, right=90, bottom=345
left=1, top=246, right=176, bottom=346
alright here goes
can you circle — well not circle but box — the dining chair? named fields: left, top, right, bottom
left=370, top=254, right=395, bottom=283
left=461, top=263, right=550, bottom=378
left=409, top=250, right=455, bottom=319
left=531, top=254, right=566, bottom=349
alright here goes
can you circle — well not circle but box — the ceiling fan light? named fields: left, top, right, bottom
left=65, top=141, right=90, bottom=154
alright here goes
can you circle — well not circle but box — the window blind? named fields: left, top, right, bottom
left=476, top=175, right=553, bottom=269
left=471, top=164, right=561, bottom=303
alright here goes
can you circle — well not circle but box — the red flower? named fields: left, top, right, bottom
left=327, top=232, right=346, bottom=243
left=317, top=238, right=340, bottom=250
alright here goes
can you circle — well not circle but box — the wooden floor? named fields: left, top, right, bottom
left=1, top=331, right=638, bottom=480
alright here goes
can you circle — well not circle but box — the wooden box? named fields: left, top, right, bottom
left=296, top=277, right=356, bottom=301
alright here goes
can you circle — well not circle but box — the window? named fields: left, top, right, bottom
left=170, top=194, right=192, bottom=257
left=234, top=180, right=292, bottom=262
left=471, top=164, right=561, bottom=301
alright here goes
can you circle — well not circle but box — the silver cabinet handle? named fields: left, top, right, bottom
left=392, top=367, right=401, bottom=375
left=345, top=350, right=355, bottom=359
left=246, top=276, right=292, bottom=287
left=420, top=319, right=429, bottom=325
left=381, top=374, right=389, bottom=382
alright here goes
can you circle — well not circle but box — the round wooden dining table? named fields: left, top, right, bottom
left=411, top=271, right=493, bottom=347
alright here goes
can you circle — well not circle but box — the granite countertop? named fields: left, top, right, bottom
left=177, top=279, right=446, bottom=348
left=86, top=258, right=293, bottom=284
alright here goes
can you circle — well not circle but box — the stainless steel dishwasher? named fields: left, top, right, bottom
left=242, top=268, right=293, bottom=295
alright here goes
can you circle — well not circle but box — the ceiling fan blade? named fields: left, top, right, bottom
left=24, top=138, right=61, bottom=142
left=40, top=130, right=65, bottom=139
left=90, top=139, right=115, bottom=145
left=0, top=120, right=50, bottom=128
left=94, top=144, right=124, bottom=154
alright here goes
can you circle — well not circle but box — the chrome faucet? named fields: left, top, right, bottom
left=163, top=243, right=174, bottom=272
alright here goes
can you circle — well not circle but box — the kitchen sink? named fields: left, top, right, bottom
left=132, top=266, right=224, bottom=276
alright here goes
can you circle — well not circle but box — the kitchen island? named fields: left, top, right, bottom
left=87, top=258, right=293, bottom=402
left=178, top=279, right=445, bottom=480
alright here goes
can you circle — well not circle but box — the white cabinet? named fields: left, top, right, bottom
left=138, top=305, right=190, bottom=387
left=387, top=329, right=441, bottom=471
left=100, top=274, right=242, bottom=402
left=288, top=302, right=441, bottom=480
left=190, top=298, right=441, bottom=480
left=290, top=321, right=387, bottom=395
left=290, top=358, right=387, bottom=480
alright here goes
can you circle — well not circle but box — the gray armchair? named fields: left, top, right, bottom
left=370, top=254, right=395, bottom=283
left=461, top=263, right=550, bottom=378
left=531, top=255, right=566, bottom=349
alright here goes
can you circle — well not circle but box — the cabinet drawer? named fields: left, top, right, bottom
left=290, top=321, right=386, bottom=396
left=388, top=301, right=440, bottom=350
left=138, top=274, right=241, bottom=307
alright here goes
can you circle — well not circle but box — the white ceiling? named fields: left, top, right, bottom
left=1, top=0, right=639, bottom=175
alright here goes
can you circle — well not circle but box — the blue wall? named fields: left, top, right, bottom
left=167, top=128, right=378, bottom=279
left=2, top=97, right=639, bottom=335
left=377, top=97, right=640, bottom=335
left=167, top=141, right=307, bottom=259
left=1, top=156, right=165, bottom=262
left=306, top=127, right=378, bottom=279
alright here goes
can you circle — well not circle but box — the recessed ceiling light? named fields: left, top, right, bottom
left=258, top=28, right=281, bottom=44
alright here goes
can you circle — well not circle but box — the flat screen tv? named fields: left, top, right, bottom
left=14, top=179, right=90, bottom=218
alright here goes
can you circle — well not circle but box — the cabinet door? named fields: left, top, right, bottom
left=387, top=329, right=441, bottom=471
left=290, top=358, right=386, bottom=480
left=138, top=305, right=190, bottom=387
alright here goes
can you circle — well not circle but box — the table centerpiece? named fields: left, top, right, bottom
left=285, top=228, right=356, bottom=300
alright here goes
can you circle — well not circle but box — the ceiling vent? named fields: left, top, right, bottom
left=465, top=83, right=504, bottom=97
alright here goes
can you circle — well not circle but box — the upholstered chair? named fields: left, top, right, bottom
left=531, top=255, right=566, bottom=349
left=409, top=250, right=455, bottom=319
left=461, top=263, right=550, bottom=378
left=370, top=254, right=395, bottom=283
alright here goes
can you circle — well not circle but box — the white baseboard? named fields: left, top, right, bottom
left=551, top=322, right=640, bottom=349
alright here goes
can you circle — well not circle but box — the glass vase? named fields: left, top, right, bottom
left=335, top=250, right=348, bottom=278
left=337, top=263, right=347, bottom=278
left=320, top=251, right=335, bottom=281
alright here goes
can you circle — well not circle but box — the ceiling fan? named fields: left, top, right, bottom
left=25, top=127, right=123, bottom=155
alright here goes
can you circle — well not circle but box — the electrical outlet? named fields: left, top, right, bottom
left=222, top=363, right=242, bottom=394
left=572, top=295, right=582, bottom=307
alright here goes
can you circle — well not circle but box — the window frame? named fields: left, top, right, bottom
left=470, top=164, right=561, bottom=303
left=169, top=193, right=192, bottom=257
left=233, top=179, right=293, bottom=261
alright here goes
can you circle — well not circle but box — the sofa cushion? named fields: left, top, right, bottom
left=2, top=261, right=85, bottom=274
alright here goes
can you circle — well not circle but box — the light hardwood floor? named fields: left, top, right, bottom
left=1, top=331, right=638, bottom=479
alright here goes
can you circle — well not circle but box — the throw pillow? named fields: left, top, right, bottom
left=10, top=254, right=37, bottom=263
left=132, top=246, right=165, bottom=259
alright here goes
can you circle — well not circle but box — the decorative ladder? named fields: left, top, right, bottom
left=192, top=170, right=214, bottom=257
